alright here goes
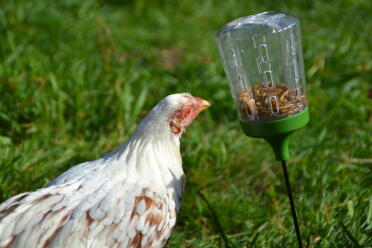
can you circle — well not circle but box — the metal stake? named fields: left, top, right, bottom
left=281, top=160, right=303, bottom=248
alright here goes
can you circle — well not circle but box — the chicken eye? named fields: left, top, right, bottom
left=185, top=110, right=191, bottom=115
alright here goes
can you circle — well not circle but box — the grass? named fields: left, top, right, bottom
left=0, top=0, right=371, bottom=247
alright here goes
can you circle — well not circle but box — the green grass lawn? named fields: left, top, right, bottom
left=0, top=0, right=371, bottom=247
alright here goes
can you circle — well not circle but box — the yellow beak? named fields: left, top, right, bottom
left=199, top=99, right=211, bottom=111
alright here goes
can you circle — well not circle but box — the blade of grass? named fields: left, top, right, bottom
left=246, top=232, right=259, bottom=248
left=340, top=222, right=362, bottom=248
left=197, top=191, right=233, bottom=248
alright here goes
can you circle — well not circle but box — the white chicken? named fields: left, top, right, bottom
left=0, top=93, right=210, bottom=248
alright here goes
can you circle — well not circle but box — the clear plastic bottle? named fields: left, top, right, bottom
left=216, top=12, right=307, bottom=122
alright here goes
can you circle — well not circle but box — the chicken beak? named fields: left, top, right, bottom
left=198, top=99, right=211, bottom=112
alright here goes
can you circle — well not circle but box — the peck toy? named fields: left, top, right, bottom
left=216, top=12, right=309, bottom=247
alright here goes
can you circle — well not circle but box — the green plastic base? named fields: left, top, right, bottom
left=240, top=108, right=309, bottom=161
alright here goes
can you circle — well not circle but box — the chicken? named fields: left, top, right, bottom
left=0, top=93, right=210, bottom=248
